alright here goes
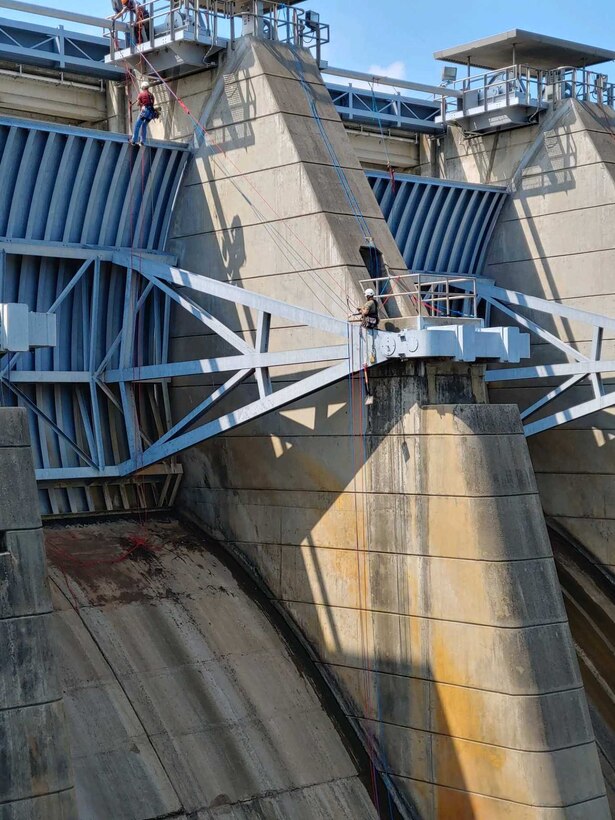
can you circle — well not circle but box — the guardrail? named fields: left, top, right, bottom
left=359, top=272, right=479, bottom=322
left=440, top=63, right=615, bottom=120
left=109, top=0, right=329, bottom=62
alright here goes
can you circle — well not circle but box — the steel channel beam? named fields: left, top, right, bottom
left=0, top=0, right=128, bottom=31
left=486, top=360, right=615, bottom=382
left=119, top=254, right=352, bottom=339
left=103, top=345, right=349, bottom=383
left=323, top=65, right=463, bottom=99
left=121, top=361, right=353, bottom=472
left=0, top=239, right=176, bottom=265
left=524, top=391, right=615, bottom=437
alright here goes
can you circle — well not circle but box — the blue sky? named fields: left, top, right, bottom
left=7, top=0, right=615, bottom=86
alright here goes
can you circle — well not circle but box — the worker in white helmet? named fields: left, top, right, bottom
left=359, top=287, right=379, bottom=329
left=130, top=80, right=158, bottom=146
left=349, top=287, right=379, bottom=329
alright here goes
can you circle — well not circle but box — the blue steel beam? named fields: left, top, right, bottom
left=326, top=83, right=443, bottom=135
left=0, top=16, right=124, bottom=79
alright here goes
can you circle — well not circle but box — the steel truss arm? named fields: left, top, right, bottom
left=477, top=281, right=615, bottom=436
left=1, top=247, right=528, bottom=481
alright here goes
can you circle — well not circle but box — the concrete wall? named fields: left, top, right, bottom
left=46, top=517, right=379, bottom=820
left=346, top=129, right=420, bottom=173
left=165, top=39, right=607, bottom=817
left=0, top=408, right=76, bottom=819
left=0, top=68, right=108, bottom=126
left=181, top=361, right=609, bottom=819
left=418, top=120, right=540, bottom=185
left=485, top=100, right=615, bottom=573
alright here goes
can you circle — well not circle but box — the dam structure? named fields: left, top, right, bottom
left=0, top=2, right=614, bottom=818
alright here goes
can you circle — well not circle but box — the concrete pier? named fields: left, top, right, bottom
left=485, top=100, right=615, bottom=575
left=0, top=408, right=76, bottom=819
left=163, top=36, right=609, bottom=817
left=183, top=361, right=609, bottom=818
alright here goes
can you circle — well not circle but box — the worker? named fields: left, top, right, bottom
left=110, top=0, right=150, bottom=45
left=130, top=81, right=157, bottom=146
left=358, top=288, right=379, bottom=329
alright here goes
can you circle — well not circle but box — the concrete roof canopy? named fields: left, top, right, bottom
left=434, top=29, right=615, bottom=71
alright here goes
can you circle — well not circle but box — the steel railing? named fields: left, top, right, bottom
left=440, top=63, right=615, bottom=120
left=109, top=0, right=330, bottom=62
left=359, top=272, right=479, bottom=322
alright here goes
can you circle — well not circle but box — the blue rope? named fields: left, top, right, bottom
left=290, top=48, right=373, bottom=242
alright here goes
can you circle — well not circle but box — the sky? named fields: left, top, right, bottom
left=7, top=0, right=615, bottom=87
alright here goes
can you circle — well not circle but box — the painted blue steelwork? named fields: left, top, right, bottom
left=369, top=170, right=615, bottom=436
left=0, top=118, right=189, bottom=515
left=367, top=170, right=508, bottom=277
left=0, top=16, right=123, bottom=79
left=328, top=83, right=442, bottom=135
left=1, top=248, right=528, bottom=483
left=0, top=116, right=189, bottom=248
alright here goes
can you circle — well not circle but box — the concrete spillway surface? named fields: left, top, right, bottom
left=44, top=517, right=379, bottom=819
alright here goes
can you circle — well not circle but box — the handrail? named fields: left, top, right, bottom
left=359, top=272, right=479, bottom=321
left=439, top=62, right=615, bottom=119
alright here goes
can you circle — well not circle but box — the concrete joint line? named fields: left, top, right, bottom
left=0, top=695, right=65, bottom=714
left=353, top=715, right=597, bottom=756
left=0, top=608, right=54, bottom=621
left=317, top=660, right=586, bottom=699
left=0, top=785, right=76, bottom=808
left=280, top=599, right=570, bottom=631
left=388, top=773, right=607, bottom=811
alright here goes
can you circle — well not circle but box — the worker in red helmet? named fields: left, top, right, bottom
left=130, top=80, right=157, bottom=146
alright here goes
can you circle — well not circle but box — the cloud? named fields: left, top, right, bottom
left=324, top=60, right=407, bottom=91
left=367, top=60, right=407, bottom=81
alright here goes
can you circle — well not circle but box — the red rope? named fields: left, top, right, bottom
left=47, top=534, right=159, bottom=569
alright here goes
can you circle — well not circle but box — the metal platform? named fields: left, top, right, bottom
left=107, top=0, right=330, bottom=77
left=437, top=62, right=615, bottom=132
